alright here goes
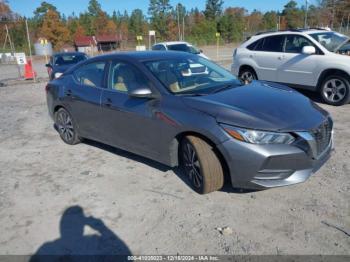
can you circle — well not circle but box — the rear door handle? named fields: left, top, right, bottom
left=104, top=98, right=112, bottom=107
left=278, top=55, right=285, bottom=60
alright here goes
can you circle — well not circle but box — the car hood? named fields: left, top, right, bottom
left=182, top=81, right=329, bottom=132
left=329, top=52, right=350, bottom=62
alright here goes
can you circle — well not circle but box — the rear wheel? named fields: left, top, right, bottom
left=239, top=67, right=257, bottom=83
left=320, top=74, right=350, bottom=106
left=180, top=136, right=224, bottom=194
left=55, top=108, right=80, bottom=145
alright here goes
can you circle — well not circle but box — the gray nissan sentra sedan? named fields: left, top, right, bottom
left=46, top=51, right=333, bottom=194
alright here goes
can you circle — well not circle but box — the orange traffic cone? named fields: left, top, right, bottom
left=24, top=60, right=37, bottom=80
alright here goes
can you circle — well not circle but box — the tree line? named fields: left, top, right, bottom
left=0, top=0, right=349, bottom=51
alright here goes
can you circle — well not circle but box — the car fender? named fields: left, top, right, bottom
left=237, top=58, right=259, bottom=78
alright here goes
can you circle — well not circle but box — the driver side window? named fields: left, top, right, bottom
left=108, top=61, right=149, bottom=93
left=285, top=35, right=316, bottom=54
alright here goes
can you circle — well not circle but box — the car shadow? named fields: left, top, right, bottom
left=83, top=139, right=262, bottom=194
left=221, top=183, right=264, bottom=194
left=297, top=89, right=325, bottom=104
left=83, top=139, right=196, bottom=192
left=29, top=205, right=131, bottom=261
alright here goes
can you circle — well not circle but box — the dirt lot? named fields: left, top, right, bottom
left=0, top=56, right=349, bottom=257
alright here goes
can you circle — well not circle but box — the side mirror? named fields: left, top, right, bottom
left=45, top=63, right=52, bottom=67
left=199, top=49, right=203, bottom=53
left=129, top=87, right=155, bottom=98
left=302, top=46, right=316, bottom=55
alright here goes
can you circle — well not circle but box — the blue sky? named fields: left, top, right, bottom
left=9, top=0, right=314, bottom=17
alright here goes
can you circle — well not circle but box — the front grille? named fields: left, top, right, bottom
left=312, top=118, right=333, bottom=156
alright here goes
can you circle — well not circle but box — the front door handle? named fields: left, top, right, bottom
left=65, top=89, right=73, bottom=97
left=278, top=55, right=285, bottom=60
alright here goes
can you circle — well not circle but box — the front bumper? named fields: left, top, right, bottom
left=217, top=137, right=333, bottom=189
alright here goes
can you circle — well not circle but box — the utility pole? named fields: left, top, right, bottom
left=182, top=16, right=185, bottom=41
left=5, top=24, right=21, bottom=78
left=347, top=14, right=350, bottom=34
left=304, top=0, right=308, bottom=28
left=177, top=5, right=181, bottom=41
left=331, top=0, right=335, bottom=29
left=25, top=19, right=36, bottom=82
left=339, top=15, right=344, bottom=32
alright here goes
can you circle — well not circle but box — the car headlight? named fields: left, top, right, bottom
left=221, top=124, right=295, bottom=145
left=54, top=72, right=63, bottom=79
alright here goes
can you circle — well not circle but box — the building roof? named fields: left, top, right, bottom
left=95, top=34, right=119, bottom=43
left=74, top=36, right=96, bottom=47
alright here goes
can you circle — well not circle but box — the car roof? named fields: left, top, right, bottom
left=87, top=51, right=197, bottom=62
left=252, top=29, right=333, bottom=38
left=53, top=52, right=87, bottom=57
left=155, top=41, right=191, bottom=46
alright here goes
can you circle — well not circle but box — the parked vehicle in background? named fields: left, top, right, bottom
left=152, top=41, right=209, bottom=59
left=46, top=51, right=333, bottom=194
left=46, top=52, right=88, bottom=80
left=231, top=29, right=350, bottom=105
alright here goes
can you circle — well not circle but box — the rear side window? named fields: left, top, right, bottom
left=74, top=61, right=106, bottom=87
left=152, top=45, right=166, bottom=50
left=167, top=44, right=189, bottom=52
left=257, top=35, right=285, bottom=52
left=247, top=39, right=261, bottom=50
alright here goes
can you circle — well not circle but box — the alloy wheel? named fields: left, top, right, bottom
left=322, top=78, right=347, bottom=103
left=56, top=110, right=75, bottom=143
left=240, top=71, right=255, bottom=83
left=182, top=140, right=203, bottom=189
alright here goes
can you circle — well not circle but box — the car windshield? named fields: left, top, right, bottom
left=54, top=54, right=87, bottom=66
left=144, top=56, right=241, bottom=95
left=167, top=44, right=200, bottom=54
left=309, top=32, right=349, bottom=52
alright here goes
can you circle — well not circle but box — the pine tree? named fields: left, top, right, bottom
left=204, top=0, right=223, bottom=20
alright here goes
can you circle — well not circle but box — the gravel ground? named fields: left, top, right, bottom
left=0, top=59, right=349, bottom=257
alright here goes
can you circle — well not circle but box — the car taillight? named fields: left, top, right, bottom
left=45, top=85, right=49, bottom=93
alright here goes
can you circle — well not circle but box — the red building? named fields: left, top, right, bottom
left=74, top=35, right=120, bottom=53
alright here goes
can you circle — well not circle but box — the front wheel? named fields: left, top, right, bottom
left=55, top=108, right=81, bottom=145
left=320, top=75, right=350, bottom=106
left=239, top=68, right=257, bottom=83
left=180, top=136, right=224, bottom=194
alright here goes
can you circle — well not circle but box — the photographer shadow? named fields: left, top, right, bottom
left=30, top=205, right=131, bottom=261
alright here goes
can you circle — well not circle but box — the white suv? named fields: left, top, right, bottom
left=231, top=29, right=350, bottom=105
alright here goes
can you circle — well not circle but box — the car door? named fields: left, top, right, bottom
left=253, top=35, right=286, bottom=81
left=277, top=34, right=322, bottom=88
left=100, top=60, right=162, bottom=157
left=66, top=60, right=107, bottom=140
